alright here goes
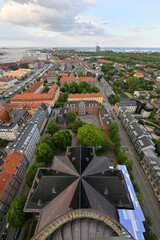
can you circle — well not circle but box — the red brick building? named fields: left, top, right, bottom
left=99, top=108, right=112, bottom=130
left=0, top=152, right=28, bottom=214
left=64, top=101, right=100, bottom=116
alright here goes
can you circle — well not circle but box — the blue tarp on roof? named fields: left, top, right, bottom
left=118, top=165, right=145, bottom=240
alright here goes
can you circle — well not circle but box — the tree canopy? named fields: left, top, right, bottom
left=46, top=120, right=58, bottom=136
left=6, top=196, right=28, bottom=229
left=35, top=142, right=55, bottom=162
left=39, top=135, right=55, bottom=149
left=66, top=111, right=77, bottom=123
left=70, top=120, right=86, bottom=134
left=77, top=124, right=104, bottom=147
left=52, top=130, right=72, bottom=149
left=25, top=163, right=44, bottom=188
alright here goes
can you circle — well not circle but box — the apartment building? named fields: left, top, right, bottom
left=60, top=76, right=95, bottom=87
left=100, top=77, right=115, bottom=96
left=11, top=84, right=60, bottom=107
left=68, top=93, right=103, bottom=104
left=6, top=123, right=40, bottom=162
left=30, top=103, right=49, bottom=134
left=141, top=154, right=160, bottom=201
left=25, top=81, right=44, bottom=94
left=64, top=100, right=100, bottom=116
left=0, top=107, right=30, bottom=141
left=0, top=152, right=28, bottom=215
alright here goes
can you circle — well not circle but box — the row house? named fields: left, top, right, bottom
left=6, top=123, right=40, bottom=162
left=119, top=110, right=136, bottom=130
left=0, top=152, right=28, bottom=216
left=100, top=77, right=115, bottom=96
left=99, top=108, right=112, bottom=130
left=114, top=101, right=137, bottom=116
left=141, top=154, right=160, bottom=201
left=25, top=81, right=44, bottom=94
left=64, top=100, right=100, bottom=116
left=0, top=78, right=18, bottom=93
left=30, top=103, right=49, bottom=134
left=60, top=76, right=95, bottom=87
left=68, top=93, right=103, bottom=105
left=119, top=109, right=155, bottom=156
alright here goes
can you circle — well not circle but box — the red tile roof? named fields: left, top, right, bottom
left=11, top=84, right=59, bottom=102
left=0, top=152, right=24, bottom=198
left=25, top=81, right=43, bottom=94
left=68, top=93, right=103, bottom=99
left=60, top=73, right=68, bottom=76
left=55, top=59, right=82, bottom=64
left=134, top=72, right=144, bottom=77
left=60, top=76, right=95, bottom=83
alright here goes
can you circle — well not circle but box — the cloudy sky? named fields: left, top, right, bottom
left=0, top=0, right=159, bottom=48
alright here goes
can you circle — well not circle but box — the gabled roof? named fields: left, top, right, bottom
left=0, top=152, right=24, bottom=198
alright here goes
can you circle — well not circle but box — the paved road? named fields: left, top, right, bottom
left=97, top=78, right=160, bottom=237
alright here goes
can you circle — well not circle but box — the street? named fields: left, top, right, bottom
left=96, top=78, right=160, bottom=237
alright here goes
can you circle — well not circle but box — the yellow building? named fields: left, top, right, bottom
left=68, top=93, right=103, bottom=104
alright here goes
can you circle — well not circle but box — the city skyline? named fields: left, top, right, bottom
left=0, top=0, right=160, bottom=48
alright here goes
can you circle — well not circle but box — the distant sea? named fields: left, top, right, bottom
left=60, top=47, right=160, bottom=53
left=1, top=47, right=160, bottom=63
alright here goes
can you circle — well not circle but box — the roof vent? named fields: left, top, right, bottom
left=31, top=188, right=34, bottom=193
left=104, top=187, right=108, bottom=195
left=52, top=187, right=56, bottom=193
left=35, top=177, right=40, bottom=184
left=67, top=151, right=71, bottom=156
left=37, top=198, right=42, bottom=206
left=72, top=157, right=76, bottom=161
left=86, top=157, right=89, bottom=162
left=118, top=199, right=123, bottom=207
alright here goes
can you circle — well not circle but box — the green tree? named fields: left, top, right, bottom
left=43, top=85, right=49, bottom=93
left=69, top=82, right=78, bottom=93
left=6, top=99, right=10, bottom=103
left=22, top=87, right=26, bottom=92
left=77, top=71, right=83, bottom=77
left=17, top=91, right=21, bottom=94
left=77, top=124, right=104, bottom=147
left=78, top=81, right=91, bottom=93
left=66, top=111, right=77, bottom=123
left=35, top=143, right=55, bottom=162
left=52, top=130, right=72, bottom=149
left=6, top=196, right=28, bottom=229
left=57, top=75, right=62, bottom=81
left=39, top=136, right=54, bottom=149
left=25, top=163, right=44, bottom=188
left=102, top=139, right=114, bottom=152
left=155, top=88, right=160, bottom=94
left=70, top=120, right=86, bottom=134
left=46, top=120, right=58, bottom=136
left=91, top=86, right=100, bottom=93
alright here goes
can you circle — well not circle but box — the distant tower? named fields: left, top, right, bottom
left=95, top=45, right=101, bottom=52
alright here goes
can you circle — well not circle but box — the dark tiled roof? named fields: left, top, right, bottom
left=24, top=146, right=134, bottom=233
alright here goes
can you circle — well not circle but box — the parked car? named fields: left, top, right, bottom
left=13, top=229, right=21, bottom=240
left=0, top=232, right=7, bottom=240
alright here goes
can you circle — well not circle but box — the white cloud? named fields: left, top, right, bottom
left=127, top=25, right=156, bottom=32
left=116, top=20, right=126, bottom=25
